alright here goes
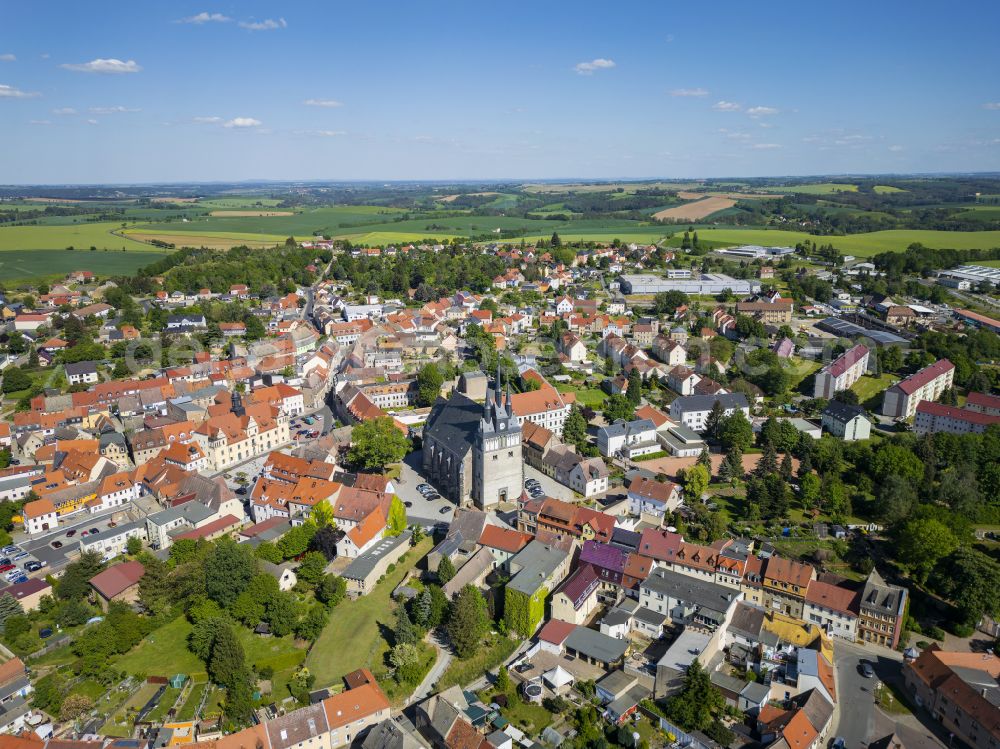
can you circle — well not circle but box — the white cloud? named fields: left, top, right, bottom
left=984, top=102, right=1000, bottom=111
left=223, top=117, right=261, bottom=128
left=86, top=119, right=98, bottom=125
left=747, top=105, right=779, bottom=117
left=0, top=83, right=40, bottom=98
left=712, top=100, right=741, bottom=111
left=176, top=12, right=231, bottom=24
left=52, top=107, right=77, bottom=115
left=238, top=17, right=287, bottom=31
left=61, top=58, right=141, bottom=74
left=665, top=34, right=675, bottom=43
left=752, top=143, right=781, bottom=150
left=193, top=116, right=222, bottom=123
left=89, top=105, right=140, bottom=114
left=0, top=54, right=15, bottom=62
left=888, top=145, right=904, bottom=152
left=296, top=129, right=347, bottom=137
left=303, top=98, right=343, bottom=108
left=29, top=119, right=51, bottom=125
left=670, top=87, right=708, bottom=97
left=574, top=58, right=616, bottom=75
left=39, top=53, right=50, bottom=60
left=718, top=128, right=751, bottom=140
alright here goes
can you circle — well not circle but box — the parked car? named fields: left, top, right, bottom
left=66, top=529, right=77, bottom=537
left=438, top=506, right=451, bottom=515
left=12, top=552, right=27, bottom=561
left=1, top=545, right=17, bottom=555
left=0, top=558, right=10, bottom=567
left=89, top=528, right=99, bottom=535
left=10, top=576, right=27, bottom=585
left=24, top=561, right=42, bottom=572
left=39, top=628, right=53, bottom=639
left=51, top=541, right=63, bottom=549
left=860, top=661, right=875, bottom=678
left=404, top=501, right=413, bottom=508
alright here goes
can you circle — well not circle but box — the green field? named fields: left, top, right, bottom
left=305, top=536, right=433, bottom=688
left=851, top=374, right=895, bottom=406
left=874, top=185, right=907, bottom=194
left=0, top=221, right=158, bottom=251
left=670, top=227, right=1000, bottom=255
left=116, top=614, right=306, bottom=680
left=761, top=183, right=859, bottom=194
left=0, top=249, right=167, bottom=282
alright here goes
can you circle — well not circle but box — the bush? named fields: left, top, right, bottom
left=949, top=622, right=975, bottom=638
left=927, top=625, right=947, bottom=640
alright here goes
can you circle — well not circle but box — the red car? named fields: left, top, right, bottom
left=0, top=564, right=14, bottom=573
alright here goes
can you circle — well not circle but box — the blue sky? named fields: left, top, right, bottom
left=2, top=1, right=1000, bottom=183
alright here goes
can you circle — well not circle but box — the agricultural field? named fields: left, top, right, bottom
left=522, top=181, right=702, bottom=194
left=874, top=185, right=907, bottom=193
left=124, top=230, right=286, bottom=250
left=665, top=227, right=1000, bottom=255
left=0, top=221, right=156, bottom=251
left=653, top=196, right=738, bottom=221
left=761, top=183, right=859, bottom=194
left=0, top=249, right=167, bottom=282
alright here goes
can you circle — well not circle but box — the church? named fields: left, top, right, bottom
left=422, top=366, right=523, bottom=509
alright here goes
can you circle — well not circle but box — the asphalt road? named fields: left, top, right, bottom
left=832, top=640, right=946, bottom=749
left=833, top=640, right=883, bottom=749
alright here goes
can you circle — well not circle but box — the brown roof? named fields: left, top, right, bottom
left=322, top=681, right=389, bottom=729
left=446, top=718, right=489, bottom=749
left=89, top=560, right=146, bottom=600
left=764, top=556, right=815, bottom=588
left=805, top=580, right=858, bottom=616
left=537, top=618, right=575, bottom=645
left=479, top=525, right=532, bottom=554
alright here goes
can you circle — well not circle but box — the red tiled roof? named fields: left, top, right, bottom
left=967, top=391, right=1000, bottom=411
left=891, top=359, right=954, bottom=395
left=917, top=401, right=1000, bottom=426
left=89, top=560, right=145, bottom=600
left=825, top=344, right=869, bottom=378
left=479, top=525, right=532, bottom=554
left=805, top=580, right=859, bottom=616
left=537, top=618, right=575, bottom=645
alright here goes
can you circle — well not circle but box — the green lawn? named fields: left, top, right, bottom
left=115, top=615, right=306, bottom=681
left=305, top=536, right=433, bottom=688
left=435, top=632, right=518, bottom=692
left=143, top=686, right=181, bottom=723
left=176, top=681, right=209, bottom=721
left=556, top=384, right=608, bottom=409
left=850, top=374, right=895, bottom=407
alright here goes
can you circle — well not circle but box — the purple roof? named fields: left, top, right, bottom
left=557, top=564, right=600, bottom=607
left=580, top=539, right=627, bottom=574
left=772, top=337, right=795, bottom=358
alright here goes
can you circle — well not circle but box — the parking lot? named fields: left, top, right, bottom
left=17, top=508, right=126, bottom=571
left=396, top=451, right=455, bottom=526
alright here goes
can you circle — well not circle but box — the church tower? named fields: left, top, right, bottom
left=473, top=365, right=524, bottom=509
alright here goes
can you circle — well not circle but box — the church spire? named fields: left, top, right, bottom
left=494, top=362, right=503, bottom=406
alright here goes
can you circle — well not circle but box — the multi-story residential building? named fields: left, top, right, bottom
left=857, top=569, right=907, bottom=649
left=191, top=392, right=290, bottom=472
left=735, top=301, right=793, bottom=324
left=510, top=385, right=573, bottom=438
left=914, top=401, right=1000, bottom=435
left=803, top=580, right=859, bottom=640
left=813, top=344, right=870, bottom=399
left=669, top=393, right=750, bottom=432
left=821, top=401, right=872, bottom=441
left=639, top=567, right=742, bottom=629
left=597, top=418, right=659, bottom=458
left=627, top=476, right=682, bottom=517
left=359, top=381, right=416, bottom=410
left=881, top=358, right=955, bottom=419
left=667, top=365, right=701, bottom=396
left=966, top=391, right=1000, bottom=416
left=903, top=647, right=1000, bottom=749
left=652, top=335, right=687, bottom=367
left=762, top=556, right=816, bottom=619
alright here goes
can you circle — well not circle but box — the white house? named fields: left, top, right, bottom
left=669, top=394, right=750, bottom=433
left=813, top=344, right=870, bottom=399
left=596, top=418, right=659, bottom=459
left=821, top=401, right=871, bottom=441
